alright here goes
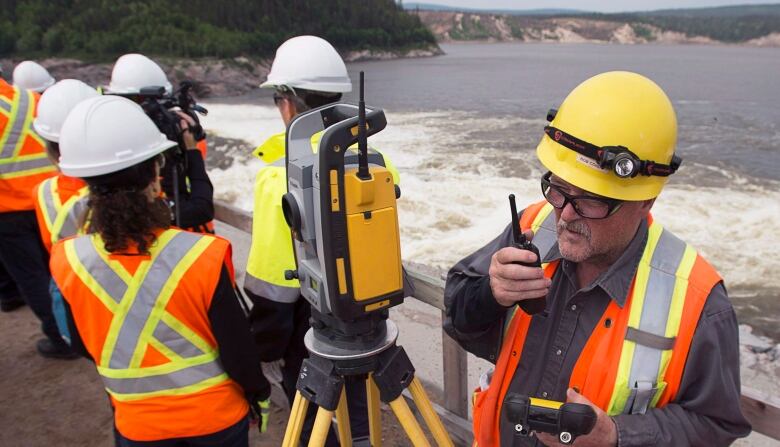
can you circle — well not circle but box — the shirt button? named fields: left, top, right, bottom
left=570, top=304, right=577, bottom=311
left=541, top=391, right=548, bottom=398
left=556, top=349, right=562, bottom=356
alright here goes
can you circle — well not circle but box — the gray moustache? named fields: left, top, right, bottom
left=557, top=220, right=591, bottom=240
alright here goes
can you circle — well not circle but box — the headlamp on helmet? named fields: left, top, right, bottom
left=544, top=108, right=682, bottom=179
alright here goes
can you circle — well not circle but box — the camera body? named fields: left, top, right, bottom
left=281, top=103, right=404, bottom=325
left=138, top=81, right=207, bottom=157
left=133, top=82, right=209, bottom=226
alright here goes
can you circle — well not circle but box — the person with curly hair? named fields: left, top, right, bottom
left=49, top=95, right=270, bottom=446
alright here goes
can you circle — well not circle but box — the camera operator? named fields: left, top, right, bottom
left=104, top=53, right=215, bottom=234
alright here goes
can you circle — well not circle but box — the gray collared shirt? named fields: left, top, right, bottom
left=444, top=213, right=751, bottom=446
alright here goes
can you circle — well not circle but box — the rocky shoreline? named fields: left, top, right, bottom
left=415, top=10, right=780, bottom=47
left=0, top=45, right=443, bottom=99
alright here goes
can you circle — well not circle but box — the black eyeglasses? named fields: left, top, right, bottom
left=273, top=92, right=285, bottom=105
left=540, top=172, right=623, bottom=219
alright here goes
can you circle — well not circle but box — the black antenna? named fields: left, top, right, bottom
left=357, top=71, right=370, bottom=180
left=509, top=194, right=524, bottom=244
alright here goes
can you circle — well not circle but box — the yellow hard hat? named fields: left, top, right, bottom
left=536, top=71, right=680, bottom=201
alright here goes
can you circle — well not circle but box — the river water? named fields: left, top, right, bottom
left=200, top=42, right=780, bottom=340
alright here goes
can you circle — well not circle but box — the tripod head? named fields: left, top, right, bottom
left=281, top=72, right=405, bottom=352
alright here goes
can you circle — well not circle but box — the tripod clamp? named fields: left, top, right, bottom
left=298, top=320, right=414, bottom=411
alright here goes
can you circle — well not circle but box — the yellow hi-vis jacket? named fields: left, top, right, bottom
left=244, top=131, right=400, bottom=303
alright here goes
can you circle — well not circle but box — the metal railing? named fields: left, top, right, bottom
left=214, top=200, right=780, bottom=443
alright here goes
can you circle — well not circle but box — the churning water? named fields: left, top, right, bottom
left=201, top=42, right=780, bottom=339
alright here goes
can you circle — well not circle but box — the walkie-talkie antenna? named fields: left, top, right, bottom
left=509, top=194, right=523, bottom=244
left=357, top=71, right=370, bottom=180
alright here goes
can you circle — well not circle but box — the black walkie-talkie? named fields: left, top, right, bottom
left=509, top=194, right=547, bottom=315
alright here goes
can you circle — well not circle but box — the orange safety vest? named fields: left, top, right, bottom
left=472, top=201, right=722, bottom=446
left=33, top=174, right=89, bottom=253
left=0, top=79, right=56, bottom=212
left=50, top=228, right=247, bottom=441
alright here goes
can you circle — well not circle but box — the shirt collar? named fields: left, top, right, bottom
left=543, top=218, right=649, bottom=308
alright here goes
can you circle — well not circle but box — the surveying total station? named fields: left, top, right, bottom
left=280, top=72, right=453, bottom=446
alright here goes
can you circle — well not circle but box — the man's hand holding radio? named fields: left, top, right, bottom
left=489, top=230, right=551, bottom=307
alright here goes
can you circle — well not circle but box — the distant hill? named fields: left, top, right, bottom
left=637, top=3, right=780, bottom=17
left=586, top=4, right=780, bottom=42
left=403, top=3, right=584, bottom=15
left=0, top=0, right=437, bottom=59
left=412, top=3, right=780, bottom=45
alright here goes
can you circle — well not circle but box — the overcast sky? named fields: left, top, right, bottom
left=410, top=0, right=779, bottom=13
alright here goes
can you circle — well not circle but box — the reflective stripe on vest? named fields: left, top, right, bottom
left=0, top=89, right=52, bottom=178
left=37, top=177, right=89, bottom=246
left=62, top=230, right=229, bottom=401
left=244, top=273, right=300, bottom=303
left=0, top=96, right=12, bottom=114
left=474, top=201, right=719, bottom=446
left=605, top=221, right=696, bottom=415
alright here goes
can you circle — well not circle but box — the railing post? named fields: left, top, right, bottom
left=442, top=310, right=469, bottom=419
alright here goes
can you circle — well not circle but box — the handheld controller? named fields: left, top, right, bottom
left=508, top=194, right=546, bottom=314
left=503, top=393, right=597, bottom=444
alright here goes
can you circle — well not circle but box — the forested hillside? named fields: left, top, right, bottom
left=0, top=0, right=436, bottom=59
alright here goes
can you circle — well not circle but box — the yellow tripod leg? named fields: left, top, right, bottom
left=335, top=387, right=353, bottom=447
left=283, top=391, right=310, bottom=447
left=367, top=375, right=382, bottom=447
left=389, top=396, right=432, bottom=447
left=409, top=378, right=454, bottom=447
left=308, top=407, right=335, bottom=447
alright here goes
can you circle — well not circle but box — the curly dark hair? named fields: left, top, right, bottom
left=84, top=156, right=171, bottom=254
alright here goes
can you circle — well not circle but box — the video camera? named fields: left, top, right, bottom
left=138, top=81, right=208, bottom=157
left=134, top=82, right=209, bottom=226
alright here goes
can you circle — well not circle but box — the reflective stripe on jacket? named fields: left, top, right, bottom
left=51, top=228, right=248, bottom=441
left=33, top=175, right=89, bottom=253
left=244, top=131, right=400, bottom=303
left=0, top=80, right=56, bottom=212
left=472, top=201, right=722, bottom=446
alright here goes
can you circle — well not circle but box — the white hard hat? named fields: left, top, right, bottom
left=59, top=96, right=176, bottom=177
left=13, top=61, right=55, bottom=92
left=33, top=80, right=99, bottom=143
left=261, top=35, right=351, bottom=93
left=105, top=53, right=172, bottom=95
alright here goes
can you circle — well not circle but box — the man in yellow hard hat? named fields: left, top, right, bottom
left=444, top=71, right=750, bottom=446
